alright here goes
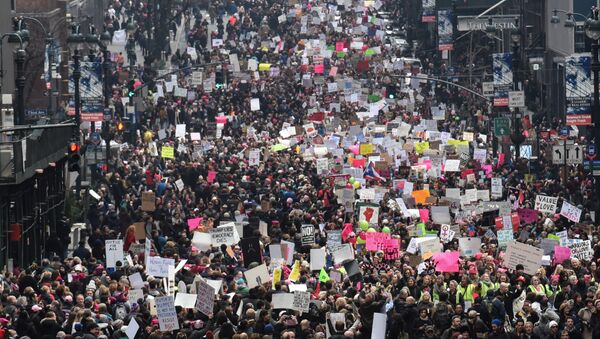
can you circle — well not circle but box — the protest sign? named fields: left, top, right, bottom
left=174, top=293, right=197, bottom=309
left=535, top=195, right=558, bottom=214
left=146, top=257, right=175, bottom=278
left=210, top=224, right=240, bottom=245
left=128, top=273, right=145, bottom=289
left=491, top=177, right=503, bottom=198
left=458, top=237, right=482, bottom=257
left=126, top=318, right=139, bottom=338
left=383, top=239, right=400, bottom=260
left=195, top=278, right=215, bottom=316
left=517, top=208, right=539, bottom=224
left=244, top=264, right=271, bottom=288
left=141, top=191, right=156, bottom=211
left=240, top=237, right=262, bottom=266
left=327, top=230, right=343, bottom=252
left=191, top=232, right=211, bottom=252
left=105, top=239, right=124, bottom=269
left=272, top=293, right=294, bottom=309
left=292, top=291, right=311, bottom=313
left=568, top=240, right=593, bottom=261
left=155, top=296, right=179, bottom=331
left=301, top=224, right=316, bottom=246
left=497, top=229, right=513, bottom=248
left=560, top=200, right=582, bottom=223
left=431, top=206, right=451, bottom=224
left=365, top=232, right=390, bottom=251
left=332, top=244, right=355, bottom=264
left=372, top=313, right=387, bottom=339
left=161, top=146, right=174, bottom=159
left=310, top=247, right=327, bottom=271
left=358, top=204, right=379, bottom=225
left=504, top=241, right=543, bottom=275
left=433, top=251, right=460, bottom=272
left=439, top=224, right=455, bottom=243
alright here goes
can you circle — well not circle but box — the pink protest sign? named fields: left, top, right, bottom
left=187, top=217, right=202, bottom=231
left=554, top=246, right=571, bottom=264
left=433, top=251, right=460, bottom=272
left=365, top=232, right=390, bottom=251
left=207, top=171, right=217, bottom=183
left=517, top=208, right=539, bottom=225
left=383, top=239, right=400, bottom=260
left=419, top=208, right=430, bottom=222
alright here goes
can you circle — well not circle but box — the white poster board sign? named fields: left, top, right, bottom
left=155, top=296, right=180, bottom=331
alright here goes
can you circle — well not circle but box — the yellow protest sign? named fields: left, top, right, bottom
left=414, top=141, right=430, bottom=155
left=289, top=260, right=301, bottom=282
left=258, top=63, right=271, bottom=71
left=272, top=268, right=282, bottom=289
left=359, top=143, right=374, bottom=155
left=161, top=146, right=175, bottom=159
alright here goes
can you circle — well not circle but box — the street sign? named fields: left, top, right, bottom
left=587, top=144, right=597, bottom=160
left=553, top=144, right=584, bottom=165
left=552, top=145, right=563, bottom=165
left=482, top=82, right=494, bottom=97
left=567, top=144, right=584, bottom=165
left=584, top=160, right=600, bottom=176
left=494, top=118, right=510, bottom=136
left=559, top=126, right=569, bottom=137
left=508, top=91, right=525, bottom=108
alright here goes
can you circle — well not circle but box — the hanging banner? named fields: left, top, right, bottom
left=492, top=53, right=513, bottom=107
left=437, top=10, right=454, bottom=51
left=565, top=54, right=592, bottom=126
left=422, top=0, right=436, bottom=23
left=68, top=61, right=105, bottom=121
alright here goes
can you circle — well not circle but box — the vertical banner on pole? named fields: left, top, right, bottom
left=493, top=53, right=513, bottom=107
left=565, top=54, right=592, bottom=126
left=422, top=0, right=436, bottom=23
left=437, top=10, right=454, bottom=51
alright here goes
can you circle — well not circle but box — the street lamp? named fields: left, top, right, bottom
left=510, top=21, right=526, bottom=160
left=1, top=33, right=26, bottom=125
left=584, top=7, right=600, bottom=219
left=13, top=16, right=57, bottom=120
left=67, top=23, right=84, bottom=139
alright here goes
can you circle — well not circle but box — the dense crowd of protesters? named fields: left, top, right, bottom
left=2, top=0, right=599, bottom=339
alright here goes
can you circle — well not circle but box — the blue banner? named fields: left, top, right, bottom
left=437, top=10, right=454, bottom=51
left=492, top=53, right=513, bottom=107
left=565, top=54, right=592, bottom=125
left=422, top=0, right=436, bottom=23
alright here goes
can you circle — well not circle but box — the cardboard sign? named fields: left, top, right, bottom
left=134, top=222, right=146, bottom=240
left=568, top=240, right=593, bottom=261
left=141, top=191, right=156, bottom=211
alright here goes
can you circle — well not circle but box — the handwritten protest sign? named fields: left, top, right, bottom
left=195, top=278, right=215, bottom=316
left=146, top=257, right=175, bottom=278
left=560, top=200, right=582, bottom=223
left=155, top=296, right=179, bottom=331
left=292, top=291, right=311, bottom=313
left=365, top=232, right=390, bottom=251
left=161, top=146, right=175, bottom=159
left=568, top=240, right=592, bottom=261
left=210, top=224, right=240, bottom=245
left=497, top=229, right=513, bottom=248
left=105, top=240, right=124, bottom=269
left=244, top=264, right=271, bottom=288
left=141, top=191, right=156, bottom=211
left=504, top=241, right=543, bottom=275
left=535, top=195, right=558, bottom=214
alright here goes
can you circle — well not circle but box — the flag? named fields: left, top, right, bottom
left=364, top=162, right=386, bottom=181
left=312, top=282, right=320, bottom=300
left=518, top=191, right=525, bottom=205
left=342, top=223, right=353, bottom=241
left=319, top=268, right=330, bottom=283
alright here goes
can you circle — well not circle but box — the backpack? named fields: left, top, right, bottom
left=433, top=301, right=452, bottom=330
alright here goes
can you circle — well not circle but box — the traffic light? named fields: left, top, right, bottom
left=215, top=70, right=224, bottom=88
left=116, top=120, right=125, bottom=132
left=68, top=142, right=81, bottom=172
left=386, top=85, right=397, bottom=99
left=127, top=79, right=135, bottom=97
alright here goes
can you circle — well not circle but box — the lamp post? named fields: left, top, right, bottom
left=584, top=7, right=600, bottom=219
left=13, top=16, right=57, bottom=119
left=1, top=33, right=26, bottom=125
left=509, top=21, right=525, bottom=160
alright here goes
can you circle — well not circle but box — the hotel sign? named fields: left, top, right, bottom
left=457, top=15, right=519, bottom=32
